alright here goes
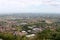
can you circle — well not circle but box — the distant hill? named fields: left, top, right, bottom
left=0, top=13, right=60, bottom=19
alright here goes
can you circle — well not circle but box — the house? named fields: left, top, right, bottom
left=26, top=34, right=35, bottom=37
left=32, top=28, right=43, bottom=33
left=13, top=31, right=27, bottom=36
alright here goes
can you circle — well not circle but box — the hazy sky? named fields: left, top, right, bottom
left=0, top=0, right=60, bottom=14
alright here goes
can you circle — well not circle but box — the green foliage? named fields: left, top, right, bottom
left=0, top=33, right=28, bottom=40
left=0, top=28, right=60, bottom=40
left=34, top=29, right=52, bottom=40
left=0, top=33, right=15, bottom=40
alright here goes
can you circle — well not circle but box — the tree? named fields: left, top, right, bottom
left=34, top=29, right=53, bottom=40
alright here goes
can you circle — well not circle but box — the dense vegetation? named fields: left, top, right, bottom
left=0, top=27, right=60, bottom=40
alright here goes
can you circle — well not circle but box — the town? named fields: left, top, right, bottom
left=0, top=13, right=60, bottom=40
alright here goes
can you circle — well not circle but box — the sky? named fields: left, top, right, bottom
left=0, top=0, right=60, bottom=14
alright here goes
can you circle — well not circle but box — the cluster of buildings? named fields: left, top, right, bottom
left=0, top=18, right=56, bottom=38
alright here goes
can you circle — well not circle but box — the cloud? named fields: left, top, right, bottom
left=0, top=0, right=60, bottom=13
left=41, top=0, right=60, bottom=7
left=0, top=0, right=42, bottom=9
left=0, top=0, right=42, bottom=13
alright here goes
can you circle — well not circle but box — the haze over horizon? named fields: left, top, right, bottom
left=0, top=0, right=60, bottom=14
